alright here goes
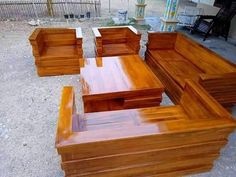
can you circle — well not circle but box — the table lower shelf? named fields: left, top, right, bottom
left=83, top=95, right=162, bottom=113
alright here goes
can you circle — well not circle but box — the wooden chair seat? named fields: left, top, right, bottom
left=102, top=43, right=135, bottom=57
left=73, top=105, right=188, bottom=132
left=149, top=49, right=204, bottom=88
left=41, top=45, right=78, bottom=59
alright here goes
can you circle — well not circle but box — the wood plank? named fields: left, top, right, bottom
left=62, top=140, right=225, bottom=172
left=64, top=154, right=217, bottom=177
left=37, top=66, right=80, bottom=76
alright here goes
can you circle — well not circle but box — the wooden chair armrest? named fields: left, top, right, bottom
left=197, top=15, right=216, bottom=19
left=92, top=27, right=102, bottom=38
left=56, top=87, right=76, bottom=145
left=28, top=28, right=44, bottom=56
left=75, top=28, right=83, bottom=47
left=92, top=27, right=102, bottom=56
left=181, top=80, right=233, bottom=118
left=29, top=28, right=42, bottom=41
left=76, top=27, right=82, bottom=39
left=127, top=26, right=140, bottom=35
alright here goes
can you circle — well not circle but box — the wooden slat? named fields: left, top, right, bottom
left=56, top=87, right=75, bottom=144
left=62, top=140, right=225, bottom=171
left=64, top=154, right=217, bottom=177
left=37, top=66, right=80, bottom=76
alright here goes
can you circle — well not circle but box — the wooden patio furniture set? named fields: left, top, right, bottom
left=29, top=26, right=236, bottom=177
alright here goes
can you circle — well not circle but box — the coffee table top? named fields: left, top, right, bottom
left=80, top=55, right=164, bottom=98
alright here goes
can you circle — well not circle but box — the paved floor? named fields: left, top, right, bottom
left=0, top=16, right=236, bottom=177
left=1, top=4, right=236, bottom=177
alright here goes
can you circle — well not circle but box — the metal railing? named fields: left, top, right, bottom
left=0, top=0, right=101, bottom=20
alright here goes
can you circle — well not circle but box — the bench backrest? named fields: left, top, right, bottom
left=175, top=33, right=236, bottom=74
left=41, top=28, right=77, bottom=47
left=180, top=80, right=231, bottom=120
left=147, top=32, right=177, bottom=50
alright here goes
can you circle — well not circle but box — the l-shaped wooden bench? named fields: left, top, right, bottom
left=145, top=32, right=236, bottom=109
left=56, top=80, right=236, bottom=177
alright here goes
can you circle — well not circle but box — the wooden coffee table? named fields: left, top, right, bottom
left=80, top=55, right=164, bottom=112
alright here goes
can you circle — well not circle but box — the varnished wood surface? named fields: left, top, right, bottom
left=146, top=32, right=236, bottom=107
left=29, top=28, right=83, bottom=76
left=56, top=80, right=236, bottom=177
left=80, top=55, right=164, bottom=112
left=92, top=26, right=141, bottom=57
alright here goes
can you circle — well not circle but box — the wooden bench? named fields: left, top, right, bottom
left=92, top=26, right=141, bottom=57
left=145, top=32, right=236, bottom=108
left=55, top=80, right=236, bottom=177
left=29, top=28, right=83, bottom=76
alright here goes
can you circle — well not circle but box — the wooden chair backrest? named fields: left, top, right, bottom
left=216, top=2, right=236, bottom=21
left=180, top=80, right=231, bottom=120
left=98, top=28, right=128, bottom=44
left=41, top=28, right=77, bottom=47
left=175, top=33, right=236, bottom=74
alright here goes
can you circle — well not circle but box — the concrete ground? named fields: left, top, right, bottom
left=0, top=1, right=236, bottom=177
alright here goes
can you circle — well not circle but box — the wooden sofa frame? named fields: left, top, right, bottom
left=92, top=26, right=141, bottom=57
left=56, top=80, right=236, bottom=177
left=29, top=28, right=83, bottom=76
left=145, top=32, right=236, bottom=108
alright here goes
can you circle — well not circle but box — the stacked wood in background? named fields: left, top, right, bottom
left=29, top=28, right=83, bottom=76
left=145, top=32, right=236, bottom=109
left=55, top=80, right=236, bottom=177
left=93, top=26, right=141, bottom=57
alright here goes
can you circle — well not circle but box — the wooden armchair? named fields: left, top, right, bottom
left=55, top=80, right=236, bottom=177
left=29, top=28, right=83, bottom=76
left=92, top=26, right=141, bottom=57
left=191, top=2, right=236, bottom=41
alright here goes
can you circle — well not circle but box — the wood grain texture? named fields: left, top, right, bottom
left=145, top=32, right=236, bottom=107
left=56, top=80, right=236, bottom=177
left=80, top=55, right=164, bottom=112
left=92, top=26, right=141, bottom=57
left=29, top=28, right=83, bottom=77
